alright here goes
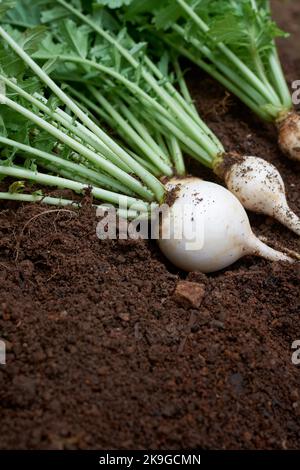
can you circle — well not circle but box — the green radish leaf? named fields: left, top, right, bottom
left=3, top=76, right=42, bottom=102
left=208, top=3, right=287, bottom=52
left=0, top=113, right=7, bottom=137
left=0, top=31, right=27, bottom=77
left=22, top=26, right=51, bottom=54
left=154, top=3, right=182, bottom=30
left=129, top=42, right=147, bottom=59
left=32, top=128, right=59, bottom=154
left=34, top=33, right=64, bottom=58
left=56, top=19, right=91, bottom=59
left=123, top=0, right=162, bottom=21
left=157, top=51, right=170, bottom=78
left=0, top=105, right=29, bottom=134
left=0, top=0, right=16, bottom=19
left=46, top=93, right=62, bottom=112
left=90, top=7, right=120, bottom=32
left=1, top=0, right=46, bottom=27
left=1, top=24, right=47, bottom=56
left=20, top=77, right=42, bottom=95
left=41, top=6, right=68, bottom=24
left=24, top=158, right=37, bottom=171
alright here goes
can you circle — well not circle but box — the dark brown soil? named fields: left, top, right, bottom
left=0, top=1, right=300, bottom=450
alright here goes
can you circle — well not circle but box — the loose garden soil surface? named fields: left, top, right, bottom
left=0, top=0, right=299, bottom=450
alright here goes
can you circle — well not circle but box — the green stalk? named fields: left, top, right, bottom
left=180, top=142, right=203, bottom=161
left=0, top=93, right=156, bottom=200
left=114, top=97, right=172, bottom=166
left=167, top=136, right=185, bottom=175
left=46, top=51, right=220, bottom=158
left=53, top=1, right=221, bottom=155
left=0, top=136, right=133, bottom=195
left=33, top=159, right=99, bottom=187
left=0, top=26, right=164, bottom=201
left=53, top=106, right=133, bottom=173
left=268, top=48, right=293, bottom=110
left=88, top=87, right=173, bottom=176
left=0, top=165, right=150, bottom=210
left=139, top=66, right=219, bottom=153
left=66, top=85, right=117, bottom=128
left=175, top=0, right=281, bottom=106
left=1, top=75, right=133, bottom=173
left=251, top=0, right=292, bottom=110
left=173, top=58, right=224, bottom=152
left=148, top=112, right=213, bottom=166
left=0, top=192, right=79, bottom=206
left=155, top=132, right=170, bottom=157
left=0, top=192, right=140, bottom=219
left=173, top=59, right=197, bottom=113
left=34, top=53, right=180, bottom=133
left=46, top=53, right=217, bottom=159
left=113, top=90, right=173, bottom=163
left=140, top=107, right=214, bottom=166
left=51, top=102, right=133, bottom=173
left=144, top=55, right=201, bottom=124
left=125, top=149, right=162, bottom=177
left=172, top=25, right=268, bottom=108
left=66, top=87, right=163, bottom=175
left=143, top=54, right=221, bottom=150
left=167, top=36, right=273, bottom=121
left=120, top=94, right=215, bottom=164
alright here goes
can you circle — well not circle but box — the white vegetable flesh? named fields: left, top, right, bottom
left=224, top=156, right=300, bottom=236
left=278, top=112, right=300, bottom=162
left=158, top=178, right=292, bottom=273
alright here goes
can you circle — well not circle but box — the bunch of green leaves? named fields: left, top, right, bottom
left=31, top=0, right=222, bottom=165
left=0, top=20, right=166, bottom=206
left=0, top=26, right=77, bottom=163
left=122, top=0, right=292, bottom=121
left=124, top=0, right=285, bottom=55
left=0, top=0, right=224, bottom=205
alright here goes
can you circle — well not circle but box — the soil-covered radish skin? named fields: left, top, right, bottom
left=214, top=155, right=300, bottom=236
left=277, top=111, right=300, bottom=162
left=158, top=177, right=292, bottom=273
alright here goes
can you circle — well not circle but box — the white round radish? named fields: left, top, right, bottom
left=158, top=177, right=292, bottom=273
left=278, top=112, right=300, bottom=162
left=223, top=156, right=300, bottom=236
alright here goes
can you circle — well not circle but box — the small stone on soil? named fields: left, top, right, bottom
left=174, top=281, right=206, bottom=308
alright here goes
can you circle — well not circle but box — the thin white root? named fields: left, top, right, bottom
left=258, top=236, right=300, bottom=261
left=248, top=236, right=294, bottom=263
left=274, top=205, right=300, bottom=237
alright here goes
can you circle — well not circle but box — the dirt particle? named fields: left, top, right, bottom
left=174, top=281, right=206, bottom=308
left=19, top=260, right=34, bottom=278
